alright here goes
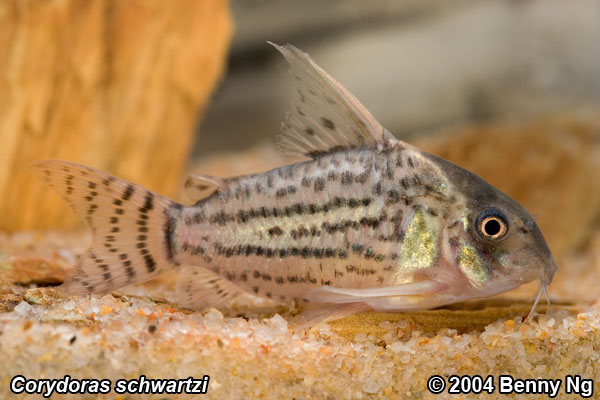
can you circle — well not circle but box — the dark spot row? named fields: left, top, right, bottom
left=287, top=215, right=386, bottom=240
left=208, top=196, right=373, bottom=226
left=213, top=243, right=348, bottom=260
left=181, top=242, right=206, bottom=256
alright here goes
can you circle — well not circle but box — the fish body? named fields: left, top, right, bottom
left=31, top=44, right=557, bottom=314
left=176, top=145, right=448, bottom=308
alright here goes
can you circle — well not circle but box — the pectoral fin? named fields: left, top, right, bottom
left=295, top=281, right=444, bottom=327
left=304, top=281, right=443, bottom=304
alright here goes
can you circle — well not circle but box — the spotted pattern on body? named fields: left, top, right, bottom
left=175, top=145, right=450, bottom=303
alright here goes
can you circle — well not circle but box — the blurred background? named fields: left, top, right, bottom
left=1, top=0, right=599, bottom=274
left=195, top=0, right=600, bottom=154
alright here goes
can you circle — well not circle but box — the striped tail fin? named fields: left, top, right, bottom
left=30, top=160, right=182, bottom=294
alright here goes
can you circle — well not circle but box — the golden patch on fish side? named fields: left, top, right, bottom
left=398, top=207, right=438, bottom=271
left=30, top=43, right=558, bottom=322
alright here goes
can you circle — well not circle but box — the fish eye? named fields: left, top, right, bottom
left=475, top=209, right=508, bottom=241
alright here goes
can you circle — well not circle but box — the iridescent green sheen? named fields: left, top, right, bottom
left=457, top=243, right=488, bottom=286
left=398, top=207, right=438, bottom=270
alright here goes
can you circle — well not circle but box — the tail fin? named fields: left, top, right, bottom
left=30, top=160, right=182, bottom=294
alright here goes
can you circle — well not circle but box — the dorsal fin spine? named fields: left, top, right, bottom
left=270, top=42, right=402, bottom=159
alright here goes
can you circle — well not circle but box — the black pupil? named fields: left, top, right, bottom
left=484, top=219, right=501, bottom=236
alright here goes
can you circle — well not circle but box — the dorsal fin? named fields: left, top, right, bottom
left=270, top=42, right=400, bottom=159
left=183, top=174, right=223, bottom=203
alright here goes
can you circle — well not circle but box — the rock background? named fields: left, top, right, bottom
left=0, top=0, right=232, bottom=231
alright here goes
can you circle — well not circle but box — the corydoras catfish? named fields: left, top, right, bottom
left=31, top=43, right=557, bottom=318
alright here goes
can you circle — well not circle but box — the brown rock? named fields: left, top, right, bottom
left=0, top=0, right=232, bottom=230
left=2, top=256, right=68, bottom=285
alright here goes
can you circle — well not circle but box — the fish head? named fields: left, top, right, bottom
left=427, top=153, right=558, bottom=298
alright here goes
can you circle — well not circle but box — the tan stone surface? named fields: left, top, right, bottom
left=0, top=0, right=232, bottom=231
